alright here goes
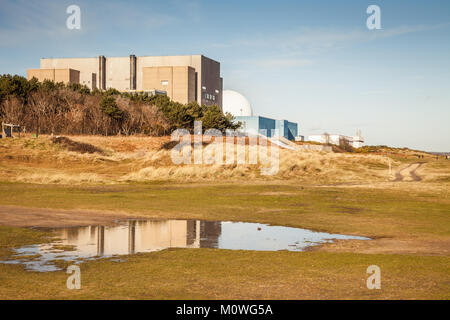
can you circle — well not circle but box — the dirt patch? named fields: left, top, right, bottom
left=0, top=205, right=143, bottom=228
left=311, top=237, right=450, bottom=256
left=52, top=137, right=104, bottom=155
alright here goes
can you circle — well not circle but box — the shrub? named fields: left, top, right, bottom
left=0, top=75, right=240, bottom=136
left=100, top=95, right=123, bottom=121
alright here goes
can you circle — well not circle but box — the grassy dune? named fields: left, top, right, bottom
left=0, top=135, right=398, bottom=184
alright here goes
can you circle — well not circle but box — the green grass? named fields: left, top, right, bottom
left=0, top=182, right=449, bottom=239
left=0, top=225, right=54, bottom=259
left=0, top=246, right=448, bottom=299
left=0, top=181, right=449, bottom=299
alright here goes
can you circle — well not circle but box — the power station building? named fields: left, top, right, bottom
left=236, top=116, right=298, bottom=140
left=223, top=90, right=299, bottom=141
left=308, top=132, right=364, bottom=148
left=27, top=54, right=223, bottom=108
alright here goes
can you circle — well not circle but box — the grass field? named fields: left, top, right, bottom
left=1, top=244, right=448, bottom=300
left=0, top=136, right=449, bottom=299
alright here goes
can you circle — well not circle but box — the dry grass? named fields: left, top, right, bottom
left=68, top=134, right=172, bottom=152
left=121, top=147, right=393, bottom=183
left=15, top=172, right=109, bottom=184
left=0, top=135, right=402, bottom=185
left=51, top=136, right=104, bottom=154
left=419, top=161, right=450, bottom=183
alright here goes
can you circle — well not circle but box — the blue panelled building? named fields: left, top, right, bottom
left=235, top=116, right=298, bottom=141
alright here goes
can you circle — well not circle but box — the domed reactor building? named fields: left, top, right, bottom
left=223, top=90, right=299, bottom=141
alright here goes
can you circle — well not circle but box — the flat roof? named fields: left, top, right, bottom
left=41, top=54, right=217, bottom=62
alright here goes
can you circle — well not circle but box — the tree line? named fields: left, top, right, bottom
left=0, top=74, right=240, bottom=136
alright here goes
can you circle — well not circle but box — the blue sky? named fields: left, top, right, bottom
left=1, top=0, right=449, bottom=151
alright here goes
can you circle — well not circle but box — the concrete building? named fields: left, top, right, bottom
left=223, top=90, right=300, bottom=141
left=27, top=54, right=223, bottom=108
left=236, top=116, right=276, bottom=137
left=235, top=116, right=298, bottom=140
left=276, top=120, right=299, bottom=141
left=308, top=131, right=364, bottom=148
left=27, top=68, right=80, bottom=85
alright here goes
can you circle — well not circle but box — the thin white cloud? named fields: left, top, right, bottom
left=213, top=23, right=450, bottom=55
left=215, top=22, right=450, bottom=72
left=249, top=58, right=313, bottom=68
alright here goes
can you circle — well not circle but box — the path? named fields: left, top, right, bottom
left=393, top=162, right=424, bottom=182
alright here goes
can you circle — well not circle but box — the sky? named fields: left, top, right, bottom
left=0, top=0, right=449, bottom=151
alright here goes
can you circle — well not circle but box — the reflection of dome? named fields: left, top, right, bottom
left=223, top=90, right=253, bottom=117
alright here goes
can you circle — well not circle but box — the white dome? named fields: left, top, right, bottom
left=222, top=90, right=253, bottom=117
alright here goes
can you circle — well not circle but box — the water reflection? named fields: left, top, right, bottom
left=2, top=219, right=369, bottom=272
left=54, top=220, right=221, bottom=256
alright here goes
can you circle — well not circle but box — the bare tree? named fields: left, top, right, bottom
left=0, top=97, right=25, bottom=125
left=1, top=87, right=170, bottom=137
left=28, top=91, right=50, bottom=137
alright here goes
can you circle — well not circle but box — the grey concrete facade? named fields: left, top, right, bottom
left=35, top=54, right=223, bottom=108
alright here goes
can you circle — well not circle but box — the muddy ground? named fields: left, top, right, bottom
left=0, top=205, right=143, bottom=228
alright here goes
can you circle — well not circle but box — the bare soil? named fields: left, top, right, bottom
left=310, top=237, right=450, bottom=256
left=394, top=162, right=424, bottom=182
left=0, top=205, right=142, bottom=228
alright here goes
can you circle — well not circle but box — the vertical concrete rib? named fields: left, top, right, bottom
left=99, top=55, right=106, bottom=90
left=130, top=54, right=137, bottom=90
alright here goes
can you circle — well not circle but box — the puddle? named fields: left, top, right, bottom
left=1, top=219, right=370, bottom=272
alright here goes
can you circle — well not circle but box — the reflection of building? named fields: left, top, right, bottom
left=27, top=55, right=223, bottom=108
left=55, top=220, right=222, bottom=256
left=199, top=221, right=222, bottom=248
